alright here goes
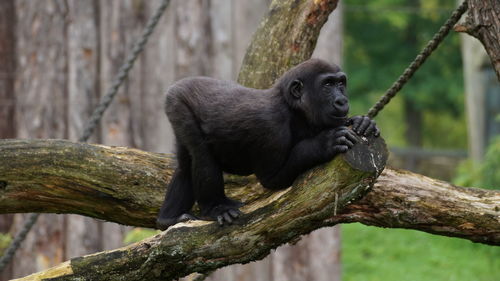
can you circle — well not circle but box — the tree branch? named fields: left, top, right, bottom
left=331, top=169, right=500, bottom=245
left=3, top=138, right=498, bottom=280
left=1, top=139, right=499, bottom=244
left=0, top=137, right=387, bottom=225
left=455, top=0, right=500, bottom=80
left=6, top=136, right=387, bottom=281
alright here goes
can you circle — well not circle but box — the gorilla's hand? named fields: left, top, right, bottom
left=348, top=116, right=380, bottom=137
left=319, top=126, right=358, bottom=158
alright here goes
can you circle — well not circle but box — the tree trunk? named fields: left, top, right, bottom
left=237, top=0, right=340, bottom=88
left=64, top=0, right=102, bottom=260
left=0, top=0, right=16, bottom=140
left=11, top=1, right=69, bottom=277
left=402, top=0, right=423, bottom=172
left=403, top=98, right=423, bottom=171
left=455, top=0, right=500, bottom=81
left=456, top=0, right=500, bottom=163
left=0, top=1, right=16, bottom=279
left=231, top=0, right=271, bottom=79
left=173, top=0, right=212, bottom=79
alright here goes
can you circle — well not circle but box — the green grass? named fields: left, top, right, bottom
left=342, top=223, right=500, bottom=281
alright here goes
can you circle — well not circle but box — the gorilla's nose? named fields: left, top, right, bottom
left=334, top=96, right=347, bottom=108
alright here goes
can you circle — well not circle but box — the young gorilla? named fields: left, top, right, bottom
left=157, top=59, right=379, bottom=230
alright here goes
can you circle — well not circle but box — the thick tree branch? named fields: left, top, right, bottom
left=455, top=0, right=500, bottom=80
left=3, top=139, right=498, bottom=280
left=1, top=139, right=498, bottom=247
left=0, top=139, right=169, bottom=227
left=0, top=138, right=385, bottom=224
left=6, top=137, right=386, bottom=281
left=330, top=169, right=500, bottom=245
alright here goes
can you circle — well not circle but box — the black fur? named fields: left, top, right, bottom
left=157, top=59, right=379, bottom=230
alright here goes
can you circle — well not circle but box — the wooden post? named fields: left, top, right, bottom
left=11, top=0, right=68, bottom=277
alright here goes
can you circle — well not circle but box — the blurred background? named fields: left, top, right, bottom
left=0, top=0, right=498, bottom=280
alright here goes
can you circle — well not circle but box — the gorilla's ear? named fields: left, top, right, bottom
left=290, top=80, right=303, bottom=99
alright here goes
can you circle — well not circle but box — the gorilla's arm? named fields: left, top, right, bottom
left=258, top=115, right=378, bottom=190
left=258, top=126, right=357, bottom=190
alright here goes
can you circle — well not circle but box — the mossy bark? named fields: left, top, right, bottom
left=7, top=136, right=387, bottom=281
left=4, top=138, right=499, bottom=280
left=1, top=138, right=499, bottom=245
left=237, top=0, right=339, bottom=88
left=331, top=168, right=500, bottom=245
left=0, top=139, right=170, bottom=227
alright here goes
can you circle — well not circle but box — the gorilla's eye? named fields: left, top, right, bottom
left=338, top=75, right=347, bottom=86
left=323, top=80, right=334, bottom=89
left=322, top=83, right=333, bottom=93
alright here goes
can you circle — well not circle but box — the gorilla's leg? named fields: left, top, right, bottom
left=189, top=144, right=242, bottom=226
left=165, top=100, right=241, bottom=226
left=156, top=144, right=196, bottom=230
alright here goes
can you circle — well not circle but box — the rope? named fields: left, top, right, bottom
left=0, top=214, right=38, bottom=271
left=80, top=0, right=171, bottom=142
left=366, top=0, right=468, bottom=118
left=0, top=0, right=170, bottom=272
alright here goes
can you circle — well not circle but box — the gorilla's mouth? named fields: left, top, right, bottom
left=328, top=115, right=348, bottom=127
left=331, top=112, right=347, bottom=118
left=330, top=105, right=349, bottom=118
left=330, top=110, right=348, bottom=118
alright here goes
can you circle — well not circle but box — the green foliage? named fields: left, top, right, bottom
left=0, top=233, right=12, bottom=255
left=454, top=137, right=500, bottom=189
left=351, top=94, right=407, bottom=147
left=454, top=160, right=480, bottom=187
left=344, top=0, right=466, bottom=148
left=345, top=0, right=464, bottom=112
left=341, top=3, right=496, bottom=280
left=343, top=223, right=500, bottom=281
left=482, top=138, right=500, bottom=189
left=422, top=110, right=467, bottom=148
left=123, top=228, right=160, bottom=245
